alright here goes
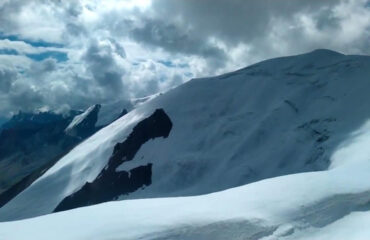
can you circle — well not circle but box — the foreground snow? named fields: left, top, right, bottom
left=1, top=156, right=370, bottom=240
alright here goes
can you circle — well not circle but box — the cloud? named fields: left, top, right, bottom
left=0, top=68, right=17, bottom=93
left=148, top=0, right=370, bottom=58
left=0, top=39, right=66, bottom=55
left=127, top=18, right=227, bottom=67
left=8, top=83, right=44, bottom=112
left=82, top=39, right=126, bottom=96
left=0, top=0, right=369, bottom=118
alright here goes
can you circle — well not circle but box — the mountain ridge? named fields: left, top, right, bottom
left=1, top=49, right=370, bottom=225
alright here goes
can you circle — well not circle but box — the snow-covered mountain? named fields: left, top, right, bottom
left=65, top=100, right=132, bottom=138
left=0, top=101, right=131, bottom=205
left=65, top=104, right=102, bottom=139
left=1, top=49, right=370, bottom=239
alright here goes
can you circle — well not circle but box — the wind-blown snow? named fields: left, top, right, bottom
left=2, top=50, right=370, bottom=239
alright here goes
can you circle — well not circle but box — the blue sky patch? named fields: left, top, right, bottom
left=158, top=60, right=176, bottom=68
left=0, top=33, right=64, bottom=48
left=0, top=33, right=67, bottom=62
left=26, top=51, right=68, bottom=62
left=0, top=49, right=18, bottom=55
left=158, top=60, right=189, bottom=68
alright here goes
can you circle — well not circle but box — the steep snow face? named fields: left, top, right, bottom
left=2, top=50, right=370, bottom=221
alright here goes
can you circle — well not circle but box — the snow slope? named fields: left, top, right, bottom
left=2, top=49, right=370, bottom=224
left=1, top=155, right=370, bottom=239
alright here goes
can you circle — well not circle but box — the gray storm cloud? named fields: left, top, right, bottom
left=83, top=40, right=126, bottom=96
left=0, top=0, right=369, bottom=117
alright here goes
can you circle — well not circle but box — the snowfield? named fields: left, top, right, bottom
left=1, top=157, right=370, bottom=240
left=1, top=50, right=370, bottom=239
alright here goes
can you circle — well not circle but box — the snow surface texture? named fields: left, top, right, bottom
left=2, top=49, right=370, bottom=238
left=2, top=160, right=370, bottom=239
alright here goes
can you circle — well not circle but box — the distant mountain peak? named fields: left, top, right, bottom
left=65, top=104, right=101, bottom=138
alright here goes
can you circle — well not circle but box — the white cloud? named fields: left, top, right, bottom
left=0, top=0, right=369, bottom=117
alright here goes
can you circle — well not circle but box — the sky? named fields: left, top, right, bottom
left=0, top=0, right=369, bottom=118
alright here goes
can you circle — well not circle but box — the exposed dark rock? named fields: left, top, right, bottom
left=118, top=109, right=128, bottom=119
left=54, top=108, right=173, bottom=212
left=316, top=135, right=329, bottom=143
